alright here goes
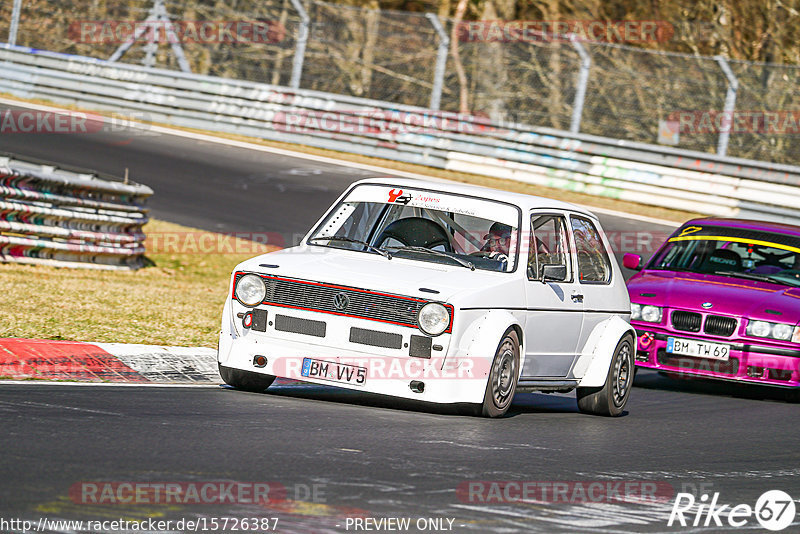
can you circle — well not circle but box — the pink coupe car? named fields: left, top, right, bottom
left=624, top=218, right=800, bottom=400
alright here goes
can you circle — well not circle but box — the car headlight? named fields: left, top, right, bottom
left=641, top=305, right=662, bottom=323
left=771, top=323, right=794, bottom=341
left=630, top=303, right=661, bottom=323
left=235, top=274, right=266, bottom=306
left=417, top=303, right=450, bottom=336
left=746, top=320, right=795, bottom=341
left=633, top=304, right=662, bottom=323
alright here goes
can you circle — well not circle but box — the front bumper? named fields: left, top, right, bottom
left=218, top=304, right=488, bottom=404
left=632, top=323, right=800, bottom=388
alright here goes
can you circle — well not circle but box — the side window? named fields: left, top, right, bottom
left=528, top=214, right=571, bottom=281
left=571, top=216, right=612, bottom=283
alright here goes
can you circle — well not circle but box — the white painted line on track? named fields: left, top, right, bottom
left=0, top=399, right=124, bottom=415
left=0, top=380, right=221, bottom=388
left=0, top=96, right=683, bottom=228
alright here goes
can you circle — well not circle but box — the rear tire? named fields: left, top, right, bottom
left=577, top=336, right=634, bottom=417
left=219, top=364, right=276, bottom=393
left=478, top=330, right=520, bottom=418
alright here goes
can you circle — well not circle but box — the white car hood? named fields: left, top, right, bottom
left=235, top=245, right=518, bottom=304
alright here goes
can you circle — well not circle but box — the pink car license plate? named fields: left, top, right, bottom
left=667, top=337, right=730, bottom=360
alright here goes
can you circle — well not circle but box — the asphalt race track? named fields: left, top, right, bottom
left=1, top=108, right=799, bottom=533
left=1, top=381, right=798, bottom=533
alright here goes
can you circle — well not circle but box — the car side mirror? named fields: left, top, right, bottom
left=623, top=253, right=642, bottom=271
left=541, top=264, right=567, bottom=282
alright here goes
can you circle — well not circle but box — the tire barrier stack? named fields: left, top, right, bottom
left=0, top=154, right=152, bottom=270
left=2, top=45, right=800, bottom=224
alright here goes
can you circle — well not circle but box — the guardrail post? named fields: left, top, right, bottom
left=8, top=0, right=23, bottom=46
left=289, top=0, right=310, bottom=89
left=425, top=13, right=449, bottom=111
left=715, top=55, right=739, bottom=157
left=569, top=35, right=591, bottom=134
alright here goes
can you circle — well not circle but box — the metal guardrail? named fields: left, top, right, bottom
left=0, top=152, right=152, bottom=270
left=2, top=45, right=800, bottom=225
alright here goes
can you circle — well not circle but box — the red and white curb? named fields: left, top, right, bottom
left=0, top=338, right=220, bottom=384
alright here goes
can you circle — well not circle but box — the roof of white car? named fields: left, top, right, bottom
left=354, top=177, right=596, bottom=217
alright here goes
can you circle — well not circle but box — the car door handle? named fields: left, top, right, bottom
left=571, top=292, right=584, bottom=302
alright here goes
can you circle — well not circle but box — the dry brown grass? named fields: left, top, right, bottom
left=0, top=219, right=276, bottom=347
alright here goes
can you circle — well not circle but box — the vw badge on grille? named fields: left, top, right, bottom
left=702, top=302, right=713, bottom=309
left=334, top=292, right=350, bottom=311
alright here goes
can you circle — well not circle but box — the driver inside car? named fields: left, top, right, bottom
left=481, top=222, right=511, bottom=256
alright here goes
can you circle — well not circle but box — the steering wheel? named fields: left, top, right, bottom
left=375, top=217, right=453, bottom=252
left=469, top=251, right=492, bottom=258
left=470, top=250, right=508, bottom=264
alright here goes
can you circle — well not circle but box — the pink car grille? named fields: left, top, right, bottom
left=671, top=310, right=737, bottom=337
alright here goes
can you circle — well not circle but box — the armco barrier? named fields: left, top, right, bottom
left=2, top=46, right=800, bottom=224
left=0, top=153, right=152, bottom=270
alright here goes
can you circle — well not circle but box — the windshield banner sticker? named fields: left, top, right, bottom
left=345, top=185, right=518, bottom=226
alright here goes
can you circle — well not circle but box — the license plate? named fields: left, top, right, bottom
left=666, top=337, right=730, bottom=360
left=301, top=358, right=367, bottom=385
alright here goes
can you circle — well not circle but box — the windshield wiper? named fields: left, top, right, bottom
left=308, top=236, right=392, bottom=259
left=711, top=270, right=777, bottom=283
left=386, top=245, right=475, bottom=270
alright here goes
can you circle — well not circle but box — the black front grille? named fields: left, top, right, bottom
left=274, top=314, right=326, bottom=337
left=672, top=311, right=701, bottom=332
left=235, top=272, right=443, bottom=329
left=704, top=315, right=737, bottom=337
left=657, top=349, right=739, bottom=375
left=349, top=327, right=403, bottom=349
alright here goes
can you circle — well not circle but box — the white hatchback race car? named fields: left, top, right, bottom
left=218, top=178, right=634, bottom=417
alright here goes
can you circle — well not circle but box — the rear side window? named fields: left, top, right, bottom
left=571, top=216, right=612, bottom=283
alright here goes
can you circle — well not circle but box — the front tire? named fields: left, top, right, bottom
left=219, top=364, right=276, bottom=393
left=478, top=330, right=521, bottom=418
left=577, top=336, right=634, bottom=416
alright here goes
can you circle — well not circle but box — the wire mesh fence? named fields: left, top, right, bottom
left=2, top=0, right=800, bottom=164
left=303, top=3, right=441, bottom=107
left=579, top=43, right=730, bottom=154
left=442, top=36, right=583, bottom=131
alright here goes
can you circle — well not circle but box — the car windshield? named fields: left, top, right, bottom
left=647, top=224, right=800, bottom=287
left=308, top=184, right=520, bottom=272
